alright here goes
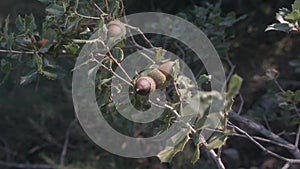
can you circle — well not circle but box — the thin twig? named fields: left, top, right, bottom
left=124, top=24, right=155, bottom=49
left=91, top=0, right=107, bottom=16
left=106, top=47, right=132, bottom=82
left=229, top=122, right=300, bottom=164
left=92, top=57, right=133, bottom=86
left=273, top=78, right=285, bottom=93
left=0, top=161, right=53, bottom=169
left=222, top=56, right=236, bottom=93
left=237, top=94, right=244, bottom=115
left=262, top=114, right=272, bottom=131
left=60, top=118, right=77, bottom=166
left=74, top=11, right=102, bottom=20
left=228, top=111, right=300, bottom=159
left=207, top=149, right=226, bottom=169
left=0, top=49, right=34, bottom=54
left=295, top=126, right=300, bottom=147
left=281, top=162, right=290, bottom=169
left=122, top=12, right=155, bottom=63
left=203, top=127, right=295, bottom=150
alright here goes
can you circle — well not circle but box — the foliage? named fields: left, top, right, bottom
left=266, top=0, right=300, bottom=33
left=3, top=0, right=300, bottom=169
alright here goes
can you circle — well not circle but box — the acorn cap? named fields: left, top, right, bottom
left=107, top=20, right=126, bottom=37
left=158, top=61, right=175, bottom=77
left=148, top=68, right=167, bottom=88
left=135, top=76, right=156, bottom=95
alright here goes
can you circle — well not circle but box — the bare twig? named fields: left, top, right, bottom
left=237, top=94, right=244, bottom=115
left=222, top=56, right=236, bottom=93
left=0, top=49, right=34, bottom=54
left=60, top=118, right=77, bottom=166
left=281, top=163, right=290, bottom=169
left=273, top=78, right=285, bottom=93
left=124, top=24, right=155, bottom=49
left=74, top=10, right=102, bottom=20
left=295, top=125, right=300, bottom=148
left=92, top=57, right=133, bottom=86
left=228, top=111, right=300, bottom=158
left=91, top=0, right=107, bottom=16
left=106, top=47, right=132, bottom=82
left=229, top=122, right=300, bottom=164
left=206, top=149, right=226, bottom=169
left=203, top=127, right=295, bottom=150
left=0, top=161, right=53, bottom=169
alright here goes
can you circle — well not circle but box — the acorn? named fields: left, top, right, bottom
left=107, top=20, right=126, bottom=37
left=148, top=68, right=167, bottom=89
left=135, top=76, right=156, bottom=96
left=158, top=61, right=175, bottom=77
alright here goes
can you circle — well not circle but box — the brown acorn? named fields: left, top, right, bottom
left=107, top=20, right=126, bottom=37
left=148, top=68, right=167, bottom=89
left=158, top=61, right=175, bottom=77
left=135, top=76, right=156, bottom=95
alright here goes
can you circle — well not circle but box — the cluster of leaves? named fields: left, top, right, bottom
left=266, top=0, right=300, bottom=33
left=177, top=2, right=246, bottom=57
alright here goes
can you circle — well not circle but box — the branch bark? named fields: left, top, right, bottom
left=228, top=111, right=300, bottom=159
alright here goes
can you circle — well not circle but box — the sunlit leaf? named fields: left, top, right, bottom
left=285, top=10, right=300, bottom=21
left=292, top=0, right=300, bottom=10
left=227, top=74, right=243, bottom=99
left=265, top=23, right=292, bottom=32
left=20, top=71, right=37, bottom=85
left=191, top=143, right=200, bottom=164
left=157, top=129, right=190, bottom=163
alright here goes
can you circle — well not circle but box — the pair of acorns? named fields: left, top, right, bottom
left=135, top=61, right=175, bottom=96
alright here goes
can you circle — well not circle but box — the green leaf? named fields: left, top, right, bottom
left=20, top=71, right=37, bottom=85
left=4, top=15, right=10, bottom=36
left=63, top=43, right=80, bottom=55
left=197, top=74, right=211, bottom=86
left=1, top=60, right=12, bottom=73
left=34, top=53, right=43, bottom=72
left=292, top=0, right=300, bottom=10
left=207, top=133, right=228, bottom=149
left=111, top=47, right=124, bottom=62
left=265, top=23, right=291, bottom=32
left=157, top=129, right=190, bottom=163
left=295, top=90, right=300, bottom=104
left=227, top=74, right=243, bottom=99
left=15, top=15, right=25, bottom=32
left=191, top=144, right=200, bottom=164
left=292, top=118, right=300, bottom=125
left=46, top=4, right=65, bottom=17
left=285, top=10, right=300, bottom=21
left=155, top=47, right=164, bottom=62
left=284, top=90, right=295, bottom=102
left=41, top=65, right=66, bottom=80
